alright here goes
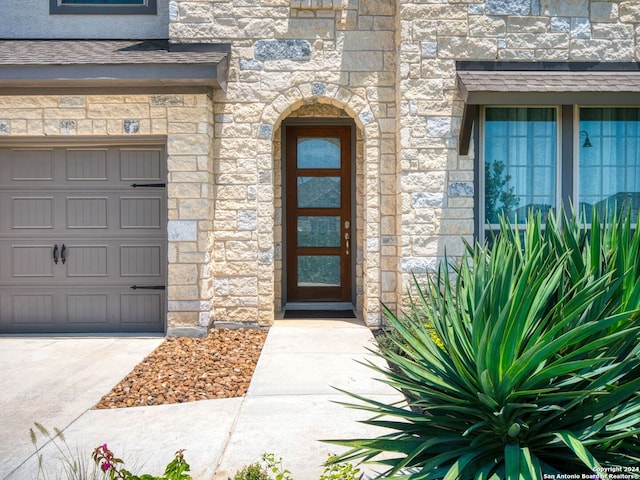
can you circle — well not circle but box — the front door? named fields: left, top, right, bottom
left=285, top=125, right=352, bottom=302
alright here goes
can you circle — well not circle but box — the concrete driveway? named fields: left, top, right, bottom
left=1, top=321, right=403, bottom=480
left=0, top=337, right=164, bottom=478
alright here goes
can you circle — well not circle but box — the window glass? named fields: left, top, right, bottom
left=579, top=108, right=640, bottom=222
left=297, top=138, right=341, bottom=169
left=61, top=0, right=144, bottom=3
left=297, top=177, right=341, bottom=208
left=484, top=107, right=557, bottom=226
left=50, top=0, right=155, bottom=14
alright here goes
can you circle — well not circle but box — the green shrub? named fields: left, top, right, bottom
left=320, top=455, right=363, bottom=480
left=329, top=209, right=640, bottom=478
left=232, top=453, right=362, bottom=480
left=233, top=462, right=270, bottom=480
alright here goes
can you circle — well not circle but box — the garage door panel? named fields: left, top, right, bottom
left=12, top=293, right=55, bottom=325
left=121, top=292, right=163, bottom=325
left=12, top=197, right=54, bottom=229
left=10, top=149, right=55, bottom=181
left=3, top=192, right=167, bottom=234
left=0, top=287, right=164, bottom=332
left=66, top=149, right=109, bottom=181
left=120, top=149, right=163, bottom=181
left=59, top=242, right=166, bottom=282
left=12, top=244, right=56, bottom=277
left=67, top=197, right=109, bottom=229
left=121, top=245, right=162, bottom=277
left=0, top=143, right=167, bottom=334
left=65, top=245, right=109, bottom=277
left=67, top=294, right=108, bottom=324
left=120, top=197, right=163, bottom=229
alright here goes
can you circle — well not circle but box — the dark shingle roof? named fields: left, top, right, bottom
left=457, top=70, right=640, bottom=97
left=0, top=40, right=228, bottom=66
left=0, top=40, right=230, bottom=94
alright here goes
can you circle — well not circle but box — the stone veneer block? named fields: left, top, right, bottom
left=124, top=119, right=139, bottom=134
left=60, top=120, right=76, bottom=134
left=168, top=220, right=198, bottom=241
left=258, top=123, right=273, bottom=139
left=448, top=182, right=474, bottom=197
left=487, top=0, right=531, bottom=15
left=401, top=257, right=438, bottom=274
left=254, top=39, right=312, bottom=61
left=166, top=325, right=208, bottom=338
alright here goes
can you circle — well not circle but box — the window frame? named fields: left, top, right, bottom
left=479, top=105, right=563, bottom=241
left=49, top=0, right=157, bottom=15
left=478, top=104, right=640, bottom=243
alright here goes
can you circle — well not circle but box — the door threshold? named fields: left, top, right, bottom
left=284, top=302, right=354, bottom=311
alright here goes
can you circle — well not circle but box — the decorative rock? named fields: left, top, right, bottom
left=94, top=329, right=268, bottom=408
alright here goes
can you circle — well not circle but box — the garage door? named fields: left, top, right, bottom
left=0, top=143, right=167, bottom=333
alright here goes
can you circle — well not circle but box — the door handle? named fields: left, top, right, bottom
left=61, top=244, right=66, bottom=264
left=345, top=232, right=350, bottom=256
left=53, top=244, right=59, bottom=264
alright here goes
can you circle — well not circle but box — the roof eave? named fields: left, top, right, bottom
left=0, top=61, right=227, bottom=95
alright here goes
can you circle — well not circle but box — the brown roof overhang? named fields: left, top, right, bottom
left=0, top=40, right=230, bottom=95
left=456, top=62, right=640, bottom=154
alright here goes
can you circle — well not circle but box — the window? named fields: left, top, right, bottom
left=50, top=0, right=156, bottom=15
left=579, top=108, right=640, bottom=222
left=481, top=106, right=640, bottom=239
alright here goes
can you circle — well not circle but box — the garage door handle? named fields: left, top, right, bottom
left=53, top=244, right=59, bottom=264
left=60, top=244, right=66, bottom=264
left=130, top=183, right=166, bottom=188
left=130, top=285, right=166, bottom=290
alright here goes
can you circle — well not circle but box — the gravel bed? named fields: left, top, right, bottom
left=94, top=329, right=268, bottom=409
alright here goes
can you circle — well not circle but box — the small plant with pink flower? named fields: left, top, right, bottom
left=29, top=423, right=191, bottom=480
left=91, top=443, right=190, bottom=480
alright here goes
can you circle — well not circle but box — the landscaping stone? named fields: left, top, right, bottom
left=94, top=329, right=267, bottom=408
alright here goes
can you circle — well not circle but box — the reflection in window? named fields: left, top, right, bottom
left=297, top=138, right=341, bottom=169
left=298, top=256, right=341, bottom=287
left=61, top=0, right=145, bottom=3
left=297, top=216, right=341, bottom=247
left=579, top=108, right=640, bottom=222
left=297, top=177, right=341, bottom=208
left=483, top=107, right=557, bottom=225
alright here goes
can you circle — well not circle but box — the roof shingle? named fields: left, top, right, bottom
left=0, top=40, right=228, bottom=66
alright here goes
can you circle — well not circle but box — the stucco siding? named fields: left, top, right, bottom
left=1, top=0, right=169, bottom=39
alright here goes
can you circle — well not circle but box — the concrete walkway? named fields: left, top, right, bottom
left=1, top=319, right=403, bottom=480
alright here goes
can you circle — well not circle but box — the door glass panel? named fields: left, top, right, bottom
left=297, top=177, right=341, bottom=208
left=297, top=138, right=341, bottom=169
left=298, top=255, right=341, bottom=287
left=297, top=216, right=340, bottom=247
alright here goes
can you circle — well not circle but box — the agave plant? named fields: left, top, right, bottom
left=330, top=209, right=640, bottom=479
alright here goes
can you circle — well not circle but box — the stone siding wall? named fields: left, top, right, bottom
left=397, top=0, right=640, bottom=295
left=171, top=0, right=398, bottom=326
left=0, top=94, right=215, bottom=336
